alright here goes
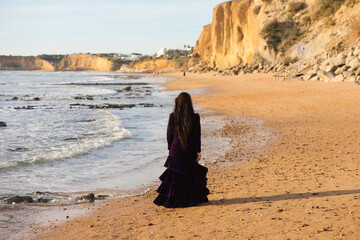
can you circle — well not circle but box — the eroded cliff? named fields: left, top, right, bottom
left=56, top=54, right=114, bottom=71
left=0, top=56, right=55, bottom=71
left=190, top=0, right=360, bottom=69
left=0, top=54, right=115, bottom=72
left=126, top=59, right=178, bottom=73
left=190, top=0, right=263, bottom=69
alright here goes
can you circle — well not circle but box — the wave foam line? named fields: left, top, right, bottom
left=0, top=111, right=132, bottom=170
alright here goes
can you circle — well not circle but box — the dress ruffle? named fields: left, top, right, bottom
left=153, top=155, right=209, bottom=208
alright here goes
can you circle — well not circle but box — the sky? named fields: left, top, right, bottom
left=0, top=0, right=225, bottom=56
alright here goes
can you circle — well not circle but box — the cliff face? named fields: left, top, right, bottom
left=190, top=0, right=360, bottom=69
left=0, top=56, right=55, bottom=71
left=0, top=54, right=115, bottom=72
left=133, top=59, right=177, bottom=72
left=120, top=59, right=182, bottom=73
left=190, top=0, right=263, bottom=69
left=57, top=54, right=114, bottom=71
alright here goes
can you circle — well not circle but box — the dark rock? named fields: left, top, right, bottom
left=139, top=103, right=155, bottom=107
left=38, top=198, right=51, bottom=203
left=14, top=106, right=35, bottom=110
left=89, top=103, right=136, bottom=109
left=0, top=122, right=6, bottom=127
left=7, top=147, right=30, bottom=152
left=74, top=95, right=93, bottom=100
left=33, top=97, right=40, bottom=101
left=11, top=97, right=19, bottom=100
left=123, top=86, right=131, bottom=91
left=69, top=103, right=85, bottom=107
left=74, top=96, right=85, bottom=100
left=6, top=196, right=33, bottom=204
left=64, top=137, right=81, bottom=141
left=77, top=119, right=96, bottom=123
left=81, top=193, right=95, bottom=202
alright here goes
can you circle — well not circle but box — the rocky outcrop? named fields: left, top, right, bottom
left=0, top=56, right=54, bottom=71
left=57, top=54, right=114, bottom=71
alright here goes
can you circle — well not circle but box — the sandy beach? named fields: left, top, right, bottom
left=22, top=72, right=360, bottom=239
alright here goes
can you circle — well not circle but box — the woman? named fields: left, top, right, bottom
left=153, top=92, right=209, bottom=208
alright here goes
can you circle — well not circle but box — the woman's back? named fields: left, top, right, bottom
left=167, top=112, right=201, bottom=159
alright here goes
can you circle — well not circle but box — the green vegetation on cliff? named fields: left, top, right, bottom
left=37, top=54, right=65, bottom=64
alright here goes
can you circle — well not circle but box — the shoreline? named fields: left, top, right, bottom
left=8, top=72, right=263, bottom=240
left=18, top=72, right=360, bottom=239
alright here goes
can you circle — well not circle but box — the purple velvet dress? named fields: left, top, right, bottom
left=153, top=113, right=209, bottom=208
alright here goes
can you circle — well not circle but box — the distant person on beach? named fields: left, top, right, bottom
left=183, top=71, right=186, bottom=79
left=153, top=92, right=209, bottom=208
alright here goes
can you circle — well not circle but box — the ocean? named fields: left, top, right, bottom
left=0, top=71, right=176, bottom=202
left=0, top=71, right=233, bottom=239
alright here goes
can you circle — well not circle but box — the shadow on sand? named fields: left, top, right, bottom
left=207, top=189, right=360, bottom=206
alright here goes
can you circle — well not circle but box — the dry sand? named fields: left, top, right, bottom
left=23, top=72, right=360, bottom=239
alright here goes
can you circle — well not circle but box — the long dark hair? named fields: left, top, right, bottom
left=173, top=92, right=194, bottom=150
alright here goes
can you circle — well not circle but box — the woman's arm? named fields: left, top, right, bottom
left=196, top=114, right=201, bottom=162
left=167, top=113, right=174, bottom=151
left=195, top=113, right=201, bottom=153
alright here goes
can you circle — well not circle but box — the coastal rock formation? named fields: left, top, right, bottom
left=0, top=56, right=54, bottom=71
left=0, top=121, right=6, bottom=127
left=57, top=54, right=114, bottom=71
left=0, top=54, right=115, bottom=72
left=6, top=196, right=33, bottom=204
left=190, top=0, right=263, bottom=69
left=119, top=59, right=178, bottom=73
left=190, top=0, right=360, bottom=69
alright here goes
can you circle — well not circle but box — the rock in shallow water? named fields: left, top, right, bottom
left=37, top=198, right=51, bottom=203
left=6, top=196, right=33, bottom=204
left=0, top=121, right=6, bottom=127
left=89, top=103, right=136, bottom=109
left=79, top=193, right=95, bottom=202
left=139, top=103, right=155, bottom=107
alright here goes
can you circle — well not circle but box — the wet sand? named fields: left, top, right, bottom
left=22, top=72, right=360, bottom=239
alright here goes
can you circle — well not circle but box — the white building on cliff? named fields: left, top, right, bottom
left=155, top=48, right=168, bottom=57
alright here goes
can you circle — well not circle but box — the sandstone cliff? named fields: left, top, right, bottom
left=120, top=59, right=186, bottom=73
left=57, top=54, right=114, bottom=71
left=0, top=56, right=54, bottom=71
left=190, top=0, right=263, bottom=69
left=190, top=0, right=360, bottom=69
